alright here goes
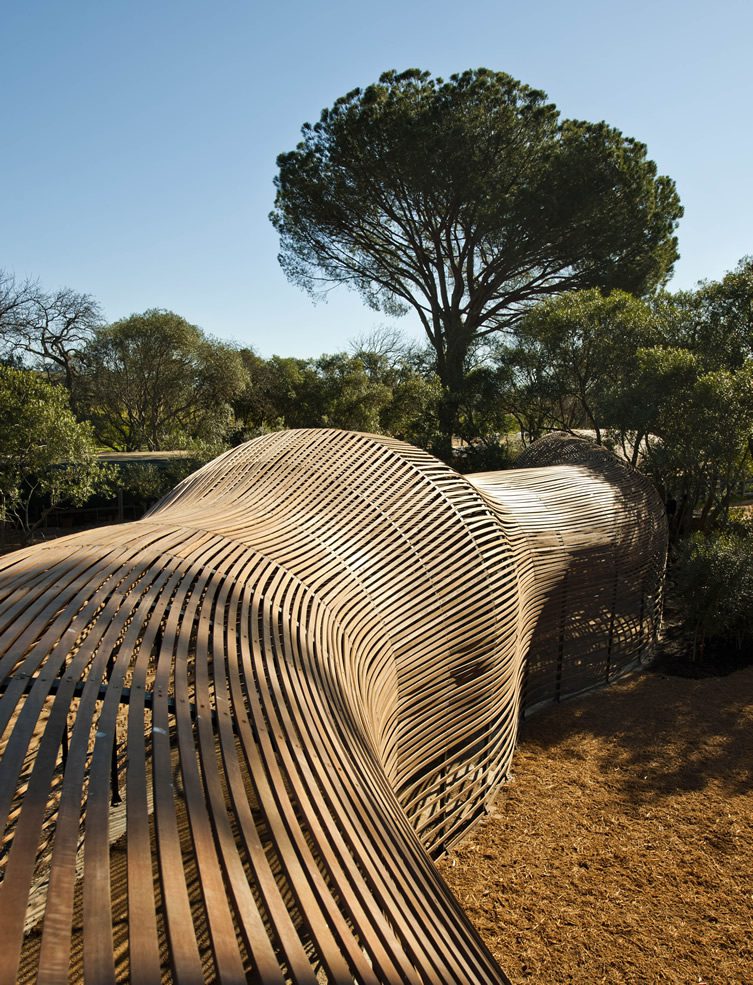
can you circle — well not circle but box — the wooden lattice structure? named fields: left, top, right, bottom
left=0, top=430, right=666, bottom=984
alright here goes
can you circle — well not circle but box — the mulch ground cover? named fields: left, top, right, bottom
left=437, top=664, right=753, bottom=984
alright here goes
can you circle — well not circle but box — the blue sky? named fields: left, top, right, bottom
left=2, top=0, right=752, bottom=357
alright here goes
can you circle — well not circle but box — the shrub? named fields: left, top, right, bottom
left=674, top=526, right=753, bottom=661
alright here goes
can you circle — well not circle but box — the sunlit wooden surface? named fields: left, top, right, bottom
left=0, top=430, right=666, bottom=984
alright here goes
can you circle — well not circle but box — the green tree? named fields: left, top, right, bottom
left=313, top=353, right=393, bottom=431
left=348, top=336, right=443, bottom=448
left=231, top=348, right=278, bottom=435
left=113, top=456, right=213, bottom=514
left=80, top=310, right=249, bottom=451
left=232, top=344, right=443, bottom=449
left=271, top=67, right=682, bottom=456
left=234, top=352, right=394, bottom=434
left=0, top=366, right=114, bottom=542
left=500, top=286, right=753, bottom=529
left=624, top=350, right=753, bottom=531
left=657, top=257, right=753, bottom=371
left=232, top=354, right=321, bottom=434
left=674, top=526, right=753, bottom=661
left=501, top=289, right=657, bottom=452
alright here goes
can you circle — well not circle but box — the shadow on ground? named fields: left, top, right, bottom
left=520, top=662, right=753, bottom=803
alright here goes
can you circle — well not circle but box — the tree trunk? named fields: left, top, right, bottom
left=436, top=389, right=459, bottom=463
left=436, top=363, right=467, bottom=464
left=432, top=325, right=471, bottom=465
left=698, top=477, right=718, bottom=532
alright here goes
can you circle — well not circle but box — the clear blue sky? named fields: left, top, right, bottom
left=2, top=0, right=751, bottom=357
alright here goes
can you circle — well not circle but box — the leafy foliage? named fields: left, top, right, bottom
left=113, top=455, right=215, bottom=512
left=501, top=289, right=656, bottom=447
left=272, top=67, right=683, bottom=452
left=0, top=366, right=114, bottom=540
left=624, top=351, right=753, bottom=530
left=673, top=257, right=753, bottom=370
left=232, top=347, right=442, bottom=449
left=495, top=270, right=753, bottom=531
left=80, top=310, right=249, bottom=451
left=674, top=524, right=753, bottom=659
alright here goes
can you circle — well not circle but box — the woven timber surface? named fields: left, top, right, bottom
left=0, top=429, right=666, bottom=984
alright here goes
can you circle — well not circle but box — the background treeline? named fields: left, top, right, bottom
left=2, top=260, right=752, bottom=514
left=0, top=276, right=443, bottom=454
left=2, top=261, right=753, bottom=667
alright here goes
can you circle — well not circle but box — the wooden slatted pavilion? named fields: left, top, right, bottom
left=468, top=431, right=667, bottom=713
left=0, top=429, right=666, bottom=984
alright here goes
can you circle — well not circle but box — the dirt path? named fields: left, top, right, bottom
left=438, top=665, right=753, bottom=984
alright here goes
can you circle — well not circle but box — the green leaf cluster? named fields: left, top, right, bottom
left=79, top=310, right=249, bottom=451
left=496, top=258, right=753, bottom=531
left=232, top=348, right=442, bottom=449
left=0, top=366, right=114, bottom=539
left=272, top=66, right=682, bottom=452
left=675, top=524, right=753, bottom=656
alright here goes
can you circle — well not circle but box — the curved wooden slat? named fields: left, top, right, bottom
left=467, top=434, right=666, bottom=714
left=0, top=429, right=666, bottom=984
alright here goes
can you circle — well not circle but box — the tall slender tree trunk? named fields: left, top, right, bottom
left=437, top=390, right=459, bottom=463
left=434, top=338, right=467, bottom=465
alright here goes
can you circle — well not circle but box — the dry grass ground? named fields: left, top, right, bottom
left=438, top=665, right=753, bottom=985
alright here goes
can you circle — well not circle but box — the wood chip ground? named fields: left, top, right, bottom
left=438, top=665, right=753, bottom=984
